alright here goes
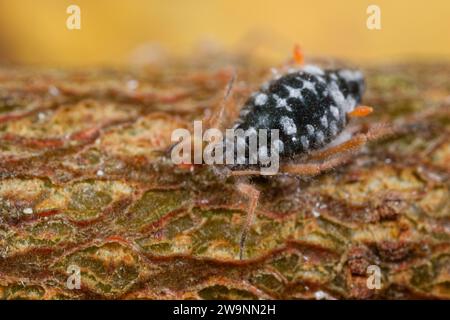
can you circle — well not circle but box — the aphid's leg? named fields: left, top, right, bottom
left=309, top=134, right=367, bottom=161
left=309, top=122, right=394, bottom=161
left=236, top=182, right=260, bottom=260
left=165, top=68, right=236, bottom=160
left=348, top=106, right=373, bottom=118
left=205, top=68, right=237, bottom=131
left=279, top=153, right=354, bottom=176
left=230, top=170, right=262, bottom=176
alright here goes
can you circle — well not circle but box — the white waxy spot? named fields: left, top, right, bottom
left=315, top=130, right=325, bottom=144
left=284, top=85, right=303, bottom=101
left=330, top=121, right=338, bottom=136
left=306, top=124, right=315, bottom=135
left=302, top=65, right=325, bottom=76
left=328, top=82, right=356, bottom=113
left=280, top=116, right=297, bottom=135
left=345, top=96, right=357, bottom=113
left=254, top=93, right=268, bottom=106
left=287, top=67, right=301, bottom=74
left=273, top=94, right=291, bottom=111
left=302, top=80, right=318, bottom=95
left=23, top=207, right=33, bottom=215
left=338, top=70, right=363, bottom=82
left=301, top=136, right=309, bottom=149
left=320, top=115, right=328, bottom=128
left=312, top=209, right=321, bottom=217
left=330, top=106, right=340, bottom=119
left=96, top=169, right=105, bottom=177
left=315, top=75, right=326, bottom=83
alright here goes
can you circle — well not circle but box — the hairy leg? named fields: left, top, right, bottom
left=236, top=182, right=260, bottom=260
left=165, top=68, right=237, bottom=158
left=279, top=153, right=353, bottom=176
left=308, top=133, right=367, bottom=161
left=206, top=68, right=237, bottom=131
left=309, top=121, right=394, bottom=160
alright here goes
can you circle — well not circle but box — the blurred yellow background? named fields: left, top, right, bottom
left=0, top=0, right=449, bottom=66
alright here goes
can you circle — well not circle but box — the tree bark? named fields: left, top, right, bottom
left=0, top=60, right=449, bottom=299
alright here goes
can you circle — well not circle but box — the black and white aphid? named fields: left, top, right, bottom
left=226, top=65, right=365, bottom=166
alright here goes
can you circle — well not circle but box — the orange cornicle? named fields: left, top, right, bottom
left=293, top=44, right=304, bottom=65
left=348, top=105, right=374, bottom=117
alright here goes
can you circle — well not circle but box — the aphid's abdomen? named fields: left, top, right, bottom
left=233, top=66, right=365, bottom=159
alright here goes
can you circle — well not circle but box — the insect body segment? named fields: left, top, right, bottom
left=232, top=66, right=365, bottom=160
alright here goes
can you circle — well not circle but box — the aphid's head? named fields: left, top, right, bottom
left=338, top=70, right=365, bottom=103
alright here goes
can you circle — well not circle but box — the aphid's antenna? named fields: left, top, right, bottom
left=207, top=67, right=237, bottom=131
left=165, top=67, right=236, bottom=161
left=237, top=183, right=260, bottom=260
